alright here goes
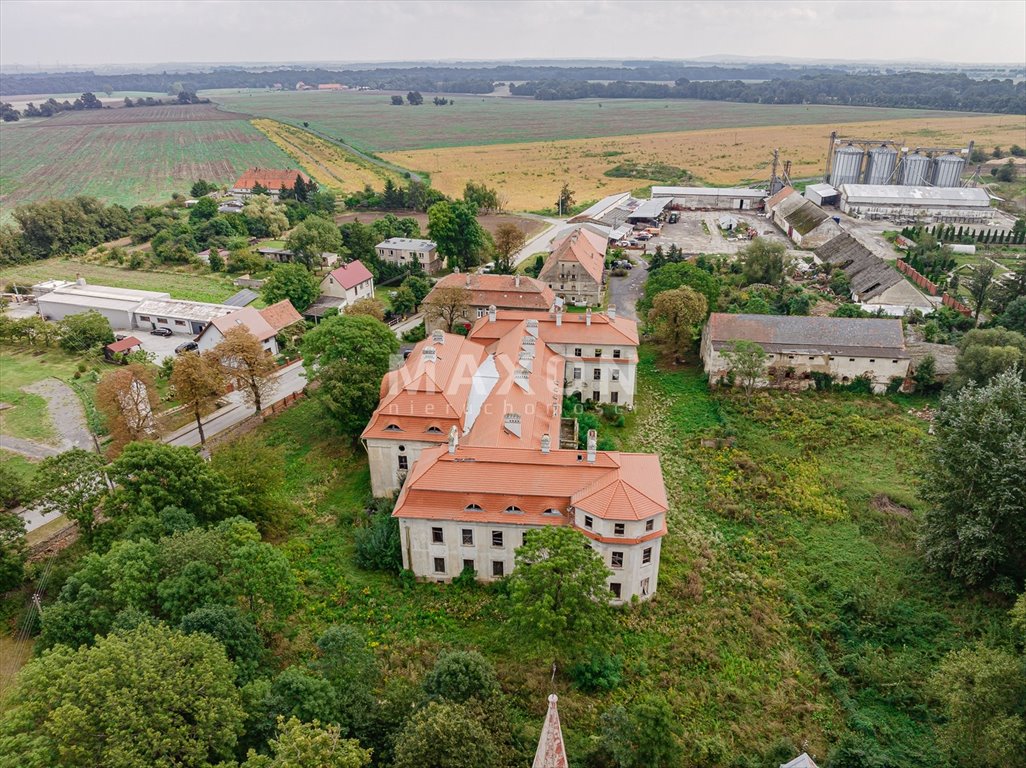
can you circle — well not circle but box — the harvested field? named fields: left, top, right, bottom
left=334, top=210, right=546, bottom=239
left=32, top=103, right=247, bottom=126
left=210, top=89, right=984, bottom=153
left=251, top=119, right=401, bottom=194
left=0, top=114, right=292, bottom=217
left=381, top=114, right=1026, bottom=211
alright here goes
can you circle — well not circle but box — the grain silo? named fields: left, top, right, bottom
left=863, top=145, right=899, bottom=185
left=899, top=152, right=933, bottom=186
left=829, top=144, right=864, bottom=187
left=932, top=153, right=966, bottom=188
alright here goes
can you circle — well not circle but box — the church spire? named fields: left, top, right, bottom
left=532, top=693, right=568, bottom=768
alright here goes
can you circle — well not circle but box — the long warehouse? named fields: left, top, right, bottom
left=838, top=185, right=992, bottom=222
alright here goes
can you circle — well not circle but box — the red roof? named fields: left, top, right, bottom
left=430, top=273, right=556, bottom=312
left=541, top=227, right=606, bottom=285
left=326, top=261, right=374, bottom=291
left=259, top=299, right=303, bottom=331
left=232, top=167, right=309, bottom=191
left=106, top=336, right=142, bottom=354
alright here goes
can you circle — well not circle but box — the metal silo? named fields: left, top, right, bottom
left=864, top=145, right=899, bottom=185
left=900, top=152, right=932, bottom=186
left=932, top=153, right=966, bottom=188
left=829, top=144, right=864, bottom=187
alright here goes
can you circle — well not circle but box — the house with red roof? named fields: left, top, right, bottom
left=319, top=260, right=375, bottom=306
left=231, top=168, right=310, bottom=198
left=195, top=300, right=302, bottom=356
left=539, top=226, right=607, bottom=306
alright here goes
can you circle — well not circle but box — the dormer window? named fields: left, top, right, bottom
left=426, top=426, right=443, bottom=434
left=504, top=505, right=524, bottom=514
left=384, top=424, right=402, bottom=432
left=543, top=508, right=562, bottom=516
left=465, top=503, right=484, bottom=512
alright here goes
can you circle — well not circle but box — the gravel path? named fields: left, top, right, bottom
left=22, top=378, right=93, bottom=451
left=0, top=436, right=60, bottom=459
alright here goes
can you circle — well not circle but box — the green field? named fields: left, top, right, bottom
left=0, top=107, right=293, bottom=219
left=245, top=348, right=1004, bottom=765
left=0, top=348, right=85, bottom=444
left=0, top=258, right=240, bottom=304
left=208, top=88, right=975, bottom=153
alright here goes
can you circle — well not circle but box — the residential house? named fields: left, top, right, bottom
left=195, top=300, right=302, bottom=356
left=319, top=261, right=375, bottom=306
left=767, top=187, right=842, bottom=249
left=539, top=227, right=606, bottom=306
left=468, top=307, right=639, bottom=407
left=375, top=238, right=441, bottom=274
left=701, top=312, right=910, bottom=393
left=231, top=168, right=309, bottom=198
left=423, top=273, right=556, bottom=333
left=815, top=233, right=933, bottom=315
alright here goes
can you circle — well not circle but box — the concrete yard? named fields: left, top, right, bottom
left=645, top=210, right=790, bottom=255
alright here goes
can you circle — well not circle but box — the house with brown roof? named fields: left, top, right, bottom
left=195, top=300, right=302, bottom=356
left=423, top=273, right=556, bottom=333
left=701, top=312, right=910, bottom=393
left=319, top=261, right=375, bottom=306
left=539, top=227, right=606, bottom=306
left=231, top=168, right=310, bottom=198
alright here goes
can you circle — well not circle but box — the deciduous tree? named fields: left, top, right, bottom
left=209, top=436, right=286, bottom=531
left=170, top=350, right=224, bottom=445
left=401, top=274, right=432, bottom=309
left=262, top=262, right=319, bottom=312
left=555, top=182, right=575, bottom=215
left=423, top=650, right=498, bottom=703
left=343, top=297, right=387, bottom=322
left=967, top=262, right=997, bottom=322
left=647, top=285, right=707, bottom=361
left=423, top=284, right=472, bottom=333
left=921, top=370, right=1026, bottom=590
left=34, top=448, right=108, bottom=537
left=492, top=223, right=526, bottom=274
left=953, top=327, right=1026, bottom=388
left=740, top=238, right=787, bottom=286
left=508, top=526, right=612, bottom=660
left=95, top=363, right=159, bottom=455
left=721, top=339, right=767, bottom=403
left=0, top=508, right=26, bottom=592
left=391, top=701, right=495, bottom=768
left=302, top=313, right=399, bottom=373
left=213, top=327, right=279, bottom=415
left=317, top=360, right=386, bottom=437
left=241, top=717, right=371, bottom=768
left=242, top=195, right=289, bottom=238
left=427, top=200, right=485, bottom=272
left=286, top=216, right=342, bottom=268
left=58, top=309, right=114, bottom=353
left=390, top=286, right=417, bottom=315
left=600, top=694, right=682, bottom=768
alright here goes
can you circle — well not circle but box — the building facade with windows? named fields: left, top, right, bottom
left=319, top=260, right=375, bottom=306
left=375, top=238, right=442, bottom=274
left=539, top=227, right=606, bottom=306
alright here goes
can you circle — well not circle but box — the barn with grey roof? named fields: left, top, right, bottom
left=816, top=233, right=933, bottom=314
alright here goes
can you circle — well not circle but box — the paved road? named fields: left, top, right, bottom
left=0, top=436, right=59, bottom=459
left=607, top=257, right=649, bottom=322
left=164, top=360, right=307, bottom=448
left=512, top=218, right=563, bottom=267
left=391, top=312, right=425, bottom=339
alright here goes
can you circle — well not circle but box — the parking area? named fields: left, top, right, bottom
left=113, top=327, right=184, bottom=363
left=639, top=210, right=790, bottom=256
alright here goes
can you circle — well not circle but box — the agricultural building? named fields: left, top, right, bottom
left=701, top=313, right=910, bottom=393
left=375, top=238, right=441, bottom=274
left=319, top=261, right=375, bottom=307
left=804, top=183, right=840, bottom=207
left=650, top=186, right=767, bottom=210
left=624, top=197, right=670, bottom=225
left=195, top=300, right=302, bottom=356
left=767, top=188, right=842, bottom=248
left=134, top=298, right=237, bottom=336
left=838, top=185, right=992, bottom=222
left=567, top=191, right=640, bottom=227
left=35, top=278, right=169, bottom=328
left=423, top=273, right=556, bottom=333
left=539, top=227, right=606, bottom=307
left=364, top=320, right=664, bottom=603
left=815, top=233, right=934, bottom=315
left=231, top=168, right=310, bottom=198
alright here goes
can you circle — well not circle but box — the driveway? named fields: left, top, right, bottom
left=607, top=258, right=649, bottom=322
left=22, top=379, right=93, bottom=451
left=114, top=328, right=183, bottom=363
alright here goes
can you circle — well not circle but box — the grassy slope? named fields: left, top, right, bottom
left=209, top=89, right=973, bottom=154
left=0, top=258, right=239, bottom=304
left=253, top=347, right=1004, bottom=765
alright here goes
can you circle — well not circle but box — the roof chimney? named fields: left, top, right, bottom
left=515, top=274, right=521, bottom=288
left=513, top=367, right=531, bottom=391
left=555, top=311, right=562, bottom=327
left=504, top=412, right=522, bottom=438
left=526, top=318, right=539, bottom=337
left=607, top=305, right=616, bottom=322
left=431, top=329, right=445, bottom=345
left=541, top=433, right=551, bottom=454
left=488, top=304, right=496, bottom=323
left=448, top=425, right=459, bottom=454
left=586, top=429, right=597, bottom=463
left=585, top=307, right=592, bottom=326
left=422, top=346, right=437, bottom=363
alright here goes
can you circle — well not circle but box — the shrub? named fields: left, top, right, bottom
left=354, top=512, right=402, bottom=573
left=569, top=652, right=623, bottom=693
left=423, top=650, right=499, bottom=703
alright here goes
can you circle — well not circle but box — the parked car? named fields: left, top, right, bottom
left=628, top=239, right=640, bottom=247
left=150, top=327, right=173, bottom=337
left=175, top=341, right=199, bottom=354
left=636, top=232, right=652, bottom=241
left=616, top=239, right=631, bottom=247
left=668, top=213, right=680, bottom=224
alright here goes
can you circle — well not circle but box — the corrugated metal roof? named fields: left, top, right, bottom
left=652, top=186, right=767, bottom=198
left=840, top=184, right=990, bottom=206
left=806, top=183, right=839, bottom=197
left=223, top=289, right=258, bottom=307
left=627, top=198, right=670, bottom=219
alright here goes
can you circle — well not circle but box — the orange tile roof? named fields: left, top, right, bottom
left=258, top=299, right=303, bottom=332
left=209, top=306, right=277, bottom=341
left=540, top=227, right=606, bottom=285
left=430, top=273, right=556, bottom=312
left=468, top=309, right=639, bottom=347
left=232, top=167, right=309, bottom=191
left=765, top=185, right=797, bottom=211
left=393, top=444, right=668, bottom=524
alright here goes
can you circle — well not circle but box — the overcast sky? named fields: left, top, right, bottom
left=1, top=0, right=1024, bottom=69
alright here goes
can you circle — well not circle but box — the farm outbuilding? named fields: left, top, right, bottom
left=35, top=279, right=169, bottom=328
left=650, top=186, right=766, bottom=210
left=804, top=183, right=839, bottom=207
left=838, top=185, right=992, bottom=222
left=134, top=298, right=237, bottom=336
left=767, top=188, right=842, bottom=249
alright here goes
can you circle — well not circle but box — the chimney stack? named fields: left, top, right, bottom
left=586, top=429, right=597, bottom=463
left=448, top=425, right=459, bottom=454
left=431, top=329, right=445, bottom=345
left=515, top=274, right=521, bottom=288
left=422, top=346, right=437, bottom=363
left=541, top=433, right=551, bottom=454
left=488, top=304, right=496, bottom=323
left=585, top=308, right=592, bottom=326
left=607, top=305, right=616, bottom=321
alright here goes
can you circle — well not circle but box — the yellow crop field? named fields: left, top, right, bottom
left=252, top=119, right=402, bottom=194
left=381, top=114, right=1026, bottom=211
